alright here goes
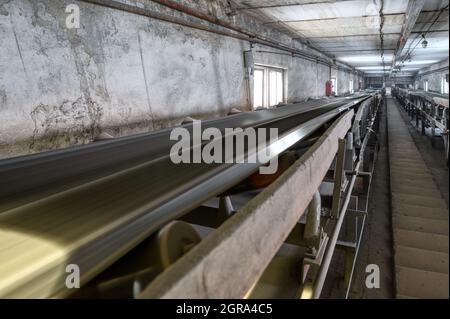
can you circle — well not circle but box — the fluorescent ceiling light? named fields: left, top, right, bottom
left=338, top=54, right=394, bottom=63
left=356, top=66, right=390, bottom=70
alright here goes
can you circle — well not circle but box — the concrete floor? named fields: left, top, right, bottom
left=387, top=97, right=449, bottom=298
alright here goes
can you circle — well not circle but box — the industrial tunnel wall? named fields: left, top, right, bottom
left=0, top=0, right=364, bottom=159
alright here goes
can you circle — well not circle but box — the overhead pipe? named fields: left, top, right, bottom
left=149, top=0, right=336, bottom=64
left=149, top=0, right=358, bottom=73
left=79, top=0, right=358, bottom=73
left=149, top=0, right=258, bottom=38
left=80, top=0, right=253, bottom=42
left=255, top=50, right=333, bottom=69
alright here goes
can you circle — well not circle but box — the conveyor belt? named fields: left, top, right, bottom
left=0, top=95, right=370, bottom=298
left=387, top=98, right=449, bottom=299
left=406, top=89, right=449, bottom=100
left=397, top=88, right=449, bottom=108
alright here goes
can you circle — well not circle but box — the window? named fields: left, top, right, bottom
left=331, top=77, right=337, bottom=95
left=253, top=65, right=285, bottom=109
left=424, top=80, right=428, bottom=92
left=441, top=75, right=449, bottom=94
left=253, top=69, right=264, bottom=109
left=349, top=80, right=354, bottom=94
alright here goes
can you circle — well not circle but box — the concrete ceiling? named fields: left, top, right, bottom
left=233, top=0, right=449, bottom=77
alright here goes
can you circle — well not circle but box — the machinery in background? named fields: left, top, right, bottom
left=392, top=87, right=449, bottom=165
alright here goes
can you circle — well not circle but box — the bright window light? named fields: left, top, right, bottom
left=253, top=65, right=285, bottom=109
left=253, top=69, right=264, bottom=109
left=442, top=75, right=449, bottom=94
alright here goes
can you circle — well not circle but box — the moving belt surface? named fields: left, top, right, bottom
left=0, top=94, right=370, bottom=298
left=387, top=98, right=449, bottom=299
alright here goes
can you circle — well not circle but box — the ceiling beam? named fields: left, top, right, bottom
left=416, top=8, right=450, bottom=22
left=332, top=49, right=396, bottom=52
left=262, top=12, right=404, bottom=24
left=318, top=45, right=397, bottom=49
left=293, top=30, right=447, bottom=41
left=238, top=4, right=357, bottom=69
left=295, top=32, right=400, bottom=39
left=391, top=0, right=425, bottom=71
left=411, top=29, right=449, bottom=34
left=233, top=0, right=354, bottom=11
left=250, top=12, right=340, bottom=62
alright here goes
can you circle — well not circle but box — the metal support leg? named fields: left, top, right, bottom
left=343, top=214, right=358, bottom=287
left=344, top=133, right=355, bottom=171
left=331, top=139, right=347, bottom=219
left=218, top=196, right=234, bottom=219
left=431, top=121, right=436, bottom=147
left=421, top=112, right=426, bottom=136
left=415, top=109, right=419, bottom=128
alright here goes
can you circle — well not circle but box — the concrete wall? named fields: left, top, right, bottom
left=254, top=49, right=328, bottom=101
left=0, top=0, right=362, bottom=158
left=414, top=59, right=449, bottom=93
left=337, top=69, right=364, bottom=94
left=330, top=68, right=364, bottom=95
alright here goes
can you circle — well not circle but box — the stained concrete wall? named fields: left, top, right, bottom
left=0, top=0, right=362, bottom=158
left=337, top=69, right=363, bottom=94
left=254, top=49, right=331, bottom=101
left=414, top=59, right=449, bottom=93
left=331, top=68, right=364, bottom=95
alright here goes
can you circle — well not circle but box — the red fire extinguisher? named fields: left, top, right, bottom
left=326, top=81, right=333, bottom=96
